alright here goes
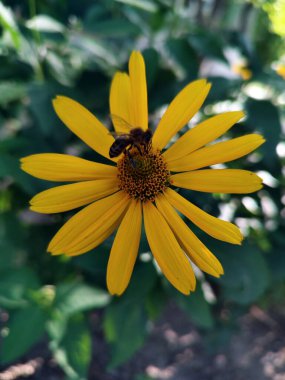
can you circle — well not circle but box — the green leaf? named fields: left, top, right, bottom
left=0, top=153, right=36, bottom=194
left=47, top=311, right=68, bottom=344
left=205, top=77, right=239, bottom=101
left=267, top=246, right=285, bottom=282
left=84, top=3, right=107, bottom=24
left=135, top=375, right=153, bottom=380
left=104, top=299, right=147, bottom=368
left=143, top=48, right=159, bottom=90
left=51, top=314, right=92, bottom=380
left=0, top=137, right=28, bottom=153
left=245, top=99, right=281, bottom=169
left=146, top=285, right=168, bottom=320
left=174, top=284, right=214, bottom=329
left=53, top=281, right=110, bottom=318
left=69, top=33, right=118, bottom=68
left=0, top=267, right=40, bottom=308
left=114, top=0, right=158, bottom=13
left=0, top=2, right=21, bottom=49
left=86, top=19, right=139, bottom=37
left=28, top=82, right=69, bottom=137
left=0, top=188, right=11, bottom=212
left=26, top=15, right=66, bottom=33
left=73, top=248, right=110, bottom=286
left=45, top=50, right=78, bottom=86
left=122, top=261, right=157, bottom=301
left=189, top=29, right=226, bottom=62
left=0, top=305, right=46, bottom=364
left=0, top=81, right=26, bottom=105
left=217, top=242, right=270, bottom=304
left=0, top=213, right=25, bottom=272
left=0, top=55, right=33, bottom=81
left=166, top=38, right=199, bottom=81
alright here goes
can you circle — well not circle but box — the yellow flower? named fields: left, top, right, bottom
left=21, top=51, right=264, bottom=296
left=232, top=62, right=252, bottom=81
left=275, top=64, right=285, bottom=79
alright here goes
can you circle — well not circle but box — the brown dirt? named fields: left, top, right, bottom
left=1, top=303, right=285, bottom=380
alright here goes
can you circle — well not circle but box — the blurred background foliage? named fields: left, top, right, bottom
left=0, top=0, right=284, bottom=379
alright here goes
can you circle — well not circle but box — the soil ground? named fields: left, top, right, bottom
left=1, top=303, right=285, bottom=380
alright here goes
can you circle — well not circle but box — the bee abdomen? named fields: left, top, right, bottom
left=109, top=137, right=131, bottom=158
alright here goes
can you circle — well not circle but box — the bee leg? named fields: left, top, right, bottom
left=134, top=144, right=143, bottom=156
left=142, top=142, right=151, bottom=153
left=125, top=147, right=136, bottom=168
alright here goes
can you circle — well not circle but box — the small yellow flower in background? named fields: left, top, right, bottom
left=21, top=51, right=264, bottom=296
left=232, top=62, right=252, bottom=81
left=275, top=64, right=285, bottom=79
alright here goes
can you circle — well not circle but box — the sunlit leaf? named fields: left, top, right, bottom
left=51, top=314, right=92, bottom=380
left=115, top=0, right=158, bottom=13
left=26, top=15, right=65, bottom=33
left=53, top=281, right=110, bottom=318
left=0, top=2, right=21, bottom=49
left=69, top=33, right=118, bottom=68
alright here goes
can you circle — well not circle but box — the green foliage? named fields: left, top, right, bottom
left=49, top=314, right=92, bottom=380
left=0, top=81, right=26, bottom=105
left=0, top=0, right=284, bottom=376
left=0, top=267, right=40, bottom=308
left=103, top=262, right=157, bottom=366
left=174, top=284, right=214, bottom=329
left=262, top=0, right=285, bottom=37
left=0, top=2, right=21, bottom=49
left=0, top=212, right=26, bottom=270
left=104, top=299, right=147, bottom=367
left=217, top=242, right=270, bottom=305
left=1, top=305, right=47, bottom=364
left=245, top=99, right=281, bottom=170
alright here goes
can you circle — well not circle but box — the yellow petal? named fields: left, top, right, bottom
left=48, top=191, right=129, bottom=256
left=30, top=179, right=119, bottom=214
left=163, top=111, right=244, bottom=162
left=129, top=51, right=148, bottom=130
left=165, top=188, right=243, bottom=245
left=168, top=134, right=265, bottom=171
left=110, top=72, right=132, bottom=133
left=20, top=154, right=117, bottom=181
left=69, top=223, right=118, bottom=258
left=171, top=169, right=263, bottom=194
left=152, top=80, right=211, bottom=150
left=155, top=194, right=224, bottom=277
left=107, top=200, right=142, bottom=296
left=143, top=202, right=196, bottom=295
left=52, top=96, right=116, bottom=161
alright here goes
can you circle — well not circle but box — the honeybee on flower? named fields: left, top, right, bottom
left=21, top=51, right=264, bottom=296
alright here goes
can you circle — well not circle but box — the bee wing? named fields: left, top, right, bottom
left=108, top=131, right=129, bottom=137
left=110, top=114, right=134, bottom=132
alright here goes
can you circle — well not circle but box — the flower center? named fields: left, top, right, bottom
left=117, top=149, right=170, bottom=202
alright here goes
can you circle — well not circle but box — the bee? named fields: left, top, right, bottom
left=109, top=115, right=153, bottom=159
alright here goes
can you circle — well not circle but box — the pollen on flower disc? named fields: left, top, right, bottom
left=117, top=149, right=170, bottom=202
